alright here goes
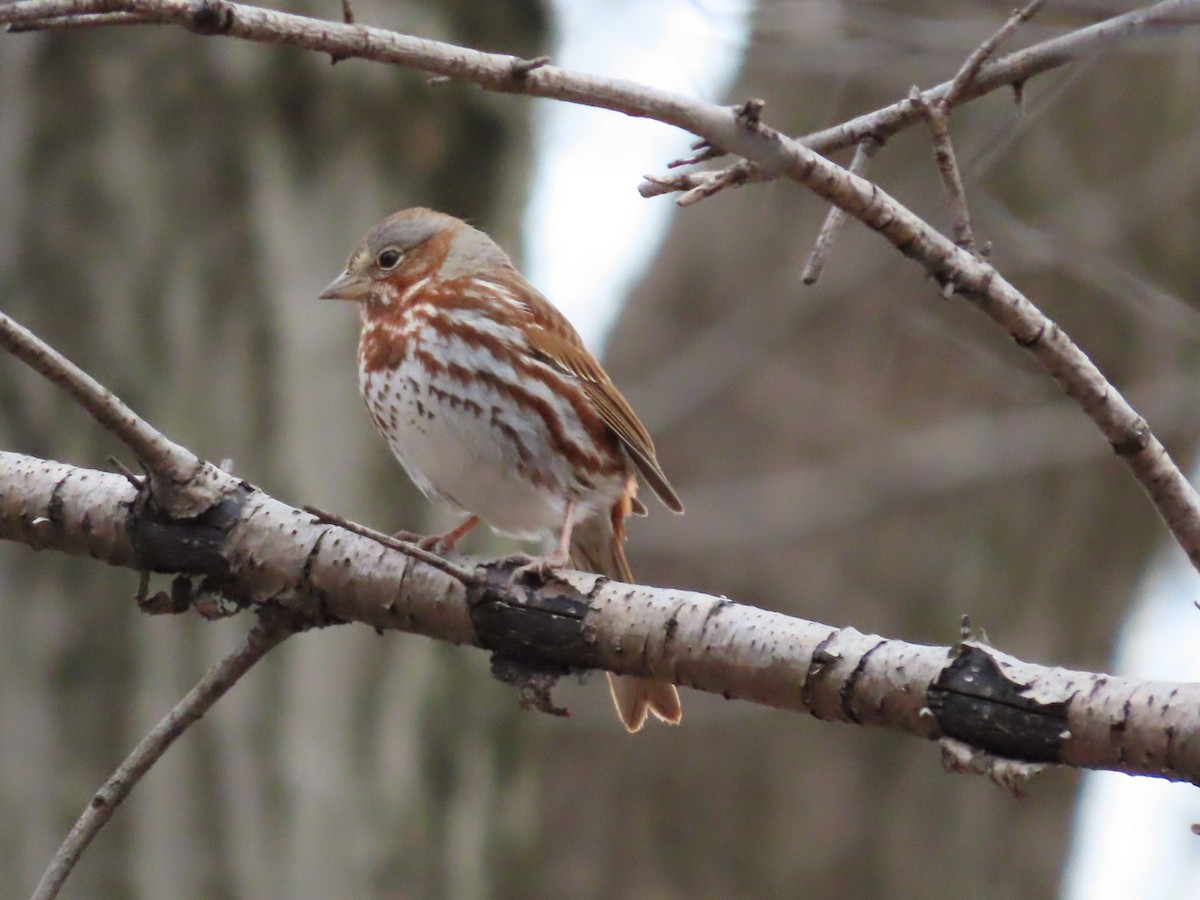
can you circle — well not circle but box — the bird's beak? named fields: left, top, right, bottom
left=319, top=270, right=370, bottom=302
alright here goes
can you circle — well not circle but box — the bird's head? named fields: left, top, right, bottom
left=320, top=208, right=513, bottom=307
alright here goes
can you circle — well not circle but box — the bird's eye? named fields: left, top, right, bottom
left=376, top=248, right=402, bottom=269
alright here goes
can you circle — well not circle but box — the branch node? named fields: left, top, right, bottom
left=734, top=97, right=766, bottom=130
left=943, top=0, right=1046, bottom=110
left=327, top=0, right=358, bottom=64
left=509, top=54, right=550, bottom=79
left=189, top=0, right=235, bottom=36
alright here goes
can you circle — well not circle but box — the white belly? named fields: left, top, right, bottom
left=359, top=339, right=625, bottom=540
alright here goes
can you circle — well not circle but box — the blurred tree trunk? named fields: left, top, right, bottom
left=527, top=3, right=1200, bottom=899
left=0, top=2, right=548, bottom=898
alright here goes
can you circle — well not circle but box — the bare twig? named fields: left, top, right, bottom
left=31, top=613, right=295, bottom=900
left=801, top=0, right=1199, bottom=153
left=666, top=138, right=724, bottom=169
left=944, top=0, right=1047, bottom=109
left=5, top=0, right=1195, bottom=157
left=909, top=88, right=977, bottom=253
left=0, top=309, right=229, bottom=516
left=302, top=504, right=482, bottom=586
left=0, top=311, right=189, bottom=482
left=802, top=135, right=882, bottom=284
left=641, top=161, right=762, bottom=205
left=107, top=454, right=143, bottom=488
left=6, top=9, right=151, bottom=30
left=639, top=0, right=1199, bottom=200
left=908, top=1, right=1045, bottom=254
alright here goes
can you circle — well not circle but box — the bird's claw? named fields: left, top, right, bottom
left=509, top=551, right=569, bottom=584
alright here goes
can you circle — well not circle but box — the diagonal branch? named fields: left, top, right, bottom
left=793, top=0, right=1199, bottom=153
left=31, top=611, right=296, bottom=900
left=907, top=1, right=1045, bottom=257
left=801, top=135, right=882, bottom=284
left=910, top=87, right=978, bottom=254
left=640, top=0, right=1199, bottom=200
left=943, top=0, right=1047, bottom=110
left=0, top=309, right=234, bottom=517
left=3, top=0, right=1198, bottom=154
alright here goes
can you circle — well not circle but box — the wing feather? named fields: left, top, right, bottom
left=520, top=291, right=684, bottom=514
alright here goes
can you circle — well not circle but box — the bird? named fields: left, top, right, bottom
left=320, top=208, right=684, bottom=732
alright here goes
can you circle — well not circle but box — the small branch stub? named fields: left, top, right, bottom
left=509, top=54, right=550, bottom=79
left=734, top=97, right=766, bottom=131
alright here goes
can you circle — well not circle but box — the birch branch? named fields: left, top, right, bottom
left=2, top=447, right=1199, bottom=787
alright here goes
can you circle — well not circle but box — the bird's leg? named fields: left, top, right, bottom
left=513, top=502, right=575, bottom=579
left=403, top=515, right=480, bottom=555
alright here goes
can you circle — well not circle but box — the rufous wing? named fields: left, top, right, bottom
left=521, top=295, right=684, bottom=514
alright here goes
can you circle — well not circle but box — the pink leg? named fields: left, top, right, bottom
left=416, top=515, right=480, bottom=554
left=514, top=501, right=575, bottom=577
left=547, top=501, right=576, bottom=566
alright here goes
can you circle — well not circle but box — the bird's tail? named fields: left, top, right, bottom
left=569, top=502, right=682, bottom=733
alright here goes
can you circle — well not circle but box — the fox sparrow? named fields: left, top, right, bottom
left=320, top=208, right=684, bottom=731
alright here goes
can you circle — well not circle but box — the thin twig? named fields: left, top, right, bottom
left=910, top=0, right=1045, bottom=254
left=4, top=0, right=1195, bottom=162
left=802, top=135, right=882, bottom=284
left=639, top=0, right=1197, bottom=200
left=910, top=88, right=977, bottom=253
left=31, top=613, right=295, bottom=900
left=6, top=9, right=152, bottom=30
left=641, top=160, right=763, bottom=205
left=303, top=505, right=481, bottom=586
left=0, top=310, right=224, bottom=515
left=107, top=454, right=144, bottom=488
left=666, top=139, right=724, bottom=169
left=944, top=0, right=1047, bottom=109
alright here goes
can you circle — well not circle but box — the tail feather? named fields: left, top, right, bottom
left=569, top=509, right=682, bottom=733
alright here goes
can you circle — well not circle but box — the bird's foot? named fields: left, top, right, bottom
left=510, top=549, right=571, bottom=584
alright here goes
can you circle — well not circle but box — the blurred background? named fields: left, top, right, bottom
left=2, top=0, right=1200, bottom=897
